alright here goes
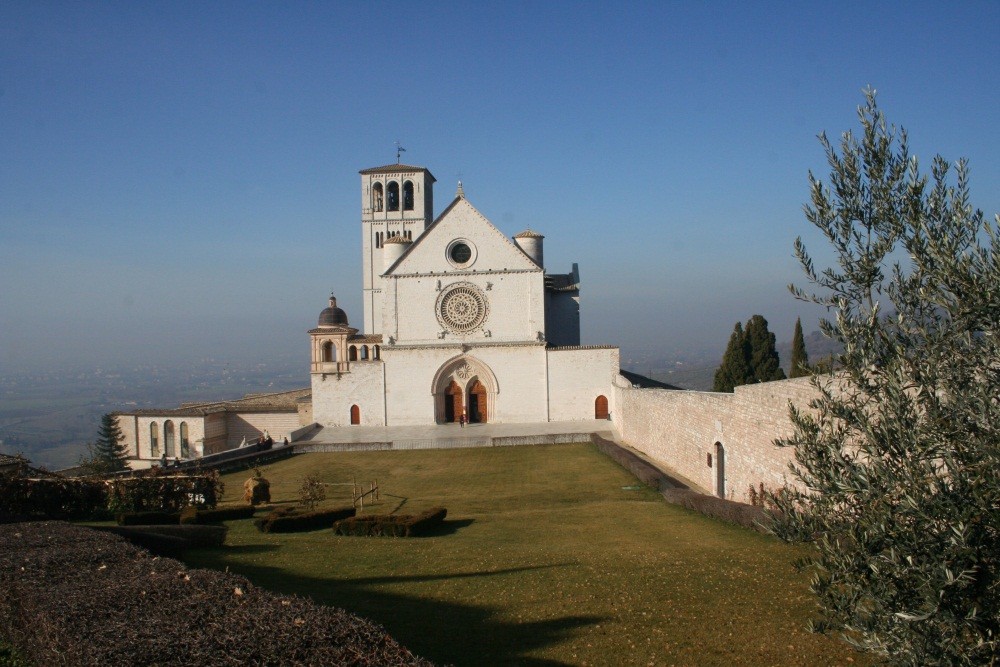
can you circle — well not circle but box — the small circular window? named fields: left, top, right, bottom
left=446, top=239, right=477, bottom=268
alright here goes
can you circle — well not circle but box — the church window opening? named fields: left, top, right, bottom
left=361, top=345, right=369, bottom=360
left=387, top=182, right=400, bottom=211
left=446, top=238, right=478, bottom=268
left=450, top=243, right=471, bottom=264
left=372, top=345, right=380, bottom=359
left=150, top=422, right=159, bottom=458
left=164, top=420, right=175, bottom=458
left=403, top=181, right=414, bottom=210
left=322, top=341, right=335, bottom=362
left=595, top=395, right=609, bottom=420
left=180, top=422, right=190, bottom=458
left=376, top=232, right=383, bottom=248
left=372, top=183, right=384, bottom=212
left=349, top=345, right=358, bottom=361
left=350, top=405, right=361, bottom=425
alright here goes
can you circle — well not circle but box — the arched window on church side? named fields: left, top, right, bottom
left=150, top=422, right=159, bottom=458
left=180, top=422, right=190, bottom=458
left=322, top=341, right=334, bottom=362
left=361, top=345, right=369, bottom=360
left=403, top=181, right=414, bottom=210
left=372, top=182, right=384, bottom=212
left=164, top=420, right=175, bottom=458
left=387, top=182, right=399, bottom=211
left=349, top=345, right=358, bottom=361
left=372, top=345, right=380, bottom=360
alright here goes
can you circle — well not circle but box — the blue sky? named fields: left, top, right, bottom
left=2, top=1, right=998, bottom=372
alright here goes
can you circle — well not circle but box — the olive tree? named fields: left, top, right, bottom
left=770, top=89, right=999, bottom=665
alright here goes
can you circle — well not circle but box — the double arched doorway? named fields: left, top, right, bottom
left=433, top=355, right=497, bottom=424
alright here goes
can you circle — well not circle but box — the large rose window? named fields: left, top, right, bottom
left=437, top=283, right=489, bottom=333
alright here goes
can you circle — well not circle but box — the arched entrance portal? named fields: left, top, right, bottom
left=350, top=404, right=361, bottom=425
left=432, top=355, right=499, bottom=424
left=468, top=380, right=487, bottom=423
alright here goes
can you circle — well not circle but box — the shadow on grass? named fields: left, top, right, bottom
left=214, top=543, right=281, bottom=556
left=418, top=517, right=474, bottom=537
left=183, top=553, right=601, bottom=666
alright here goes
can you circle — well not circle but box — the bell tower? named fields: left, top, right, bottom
left=359, top=163, right=436, bottom=334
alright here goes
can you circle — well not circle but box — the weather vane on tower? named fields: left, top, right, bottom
left=395, top=140, right=406, bottom=164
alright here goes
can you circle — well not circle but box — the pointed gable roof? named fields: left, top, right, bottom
left=384, top=195, right=542, bottom=275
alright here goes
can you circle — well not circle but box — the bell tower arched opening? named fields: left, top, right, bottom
left=387, top=181, right=400, bottom=211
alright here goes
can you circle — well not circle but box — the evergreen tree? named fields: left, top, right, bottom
left=744, top=315, right=786, bottom=383
left=712, top=322, right=751, bottom=392
left=84, top=413, right=130, bottom=474
left=769, top=90, right=1000, bottom=663
left=789, top=317, right=810, bottom=378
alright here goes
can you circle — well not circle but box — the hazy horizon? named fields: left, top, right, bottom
left=3, top=3, right=998, bottom=376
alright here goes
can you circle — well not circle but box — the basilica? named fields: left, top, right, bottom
left=308, top=163, right=619, bottom=427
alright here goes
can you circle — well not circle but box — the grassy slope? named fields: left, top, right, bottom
left=184, top=444, right=865, bottom=666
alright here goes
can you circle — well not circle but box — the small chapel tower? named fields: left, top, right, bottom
left=359, top=163, right=436, bottom=334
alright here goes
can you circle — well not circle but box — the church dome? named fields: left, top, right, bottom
left=318, top=294, right=349, bottom=327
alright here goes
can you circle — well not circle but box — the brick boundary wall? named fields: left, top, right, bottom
left=613, top=376, right=822, bottom=503
left=590, top=434, right=769, bottom=532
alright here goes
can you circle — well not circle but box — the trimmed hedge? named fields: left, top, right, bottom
left=0, top=477, right=107, bottom=520
left=0, top=521, right=430, bottom=666
left=254, top=506, right=356, bottom=533
left=334, top=508, right=448, bottom=538
left=117, top=511, right=180, bottom=526
left=179, top=505, right=254, bottom=525
left=0, top=469, right=222, bottom=521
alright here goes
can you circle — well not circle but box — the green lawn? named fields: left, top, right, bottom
left=183, top=443, right=865, bottom=666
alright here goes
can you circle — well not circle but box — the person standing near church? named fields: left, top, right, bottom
left=459, top=412, right=466, bottom=428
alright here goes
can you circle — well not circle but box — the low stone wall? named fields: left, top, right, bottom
left=294, top=431, right=606, bottom=453
left=614, top=376, right=819, bottom=502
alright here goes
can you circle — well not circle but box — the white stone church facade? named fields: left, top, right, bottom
left=308, top=163, right=618, bottom=428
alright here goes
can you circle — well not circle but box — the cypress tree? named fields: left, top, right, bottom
left=712, top=322, right=750, bottom=392
left=86, top=413, right=130, bottom=474
left=789, top=317, right=810, bottom=378
left=744, top=315, right=786, bottom=383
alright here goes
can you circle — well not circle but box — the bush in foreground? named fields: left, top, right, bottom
left=0, top=521, right=430, bottom=666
